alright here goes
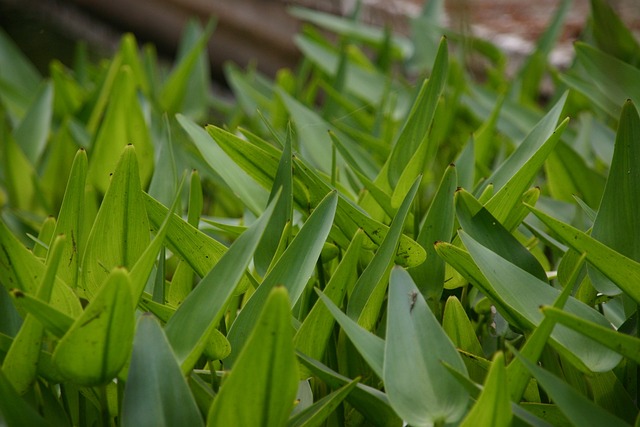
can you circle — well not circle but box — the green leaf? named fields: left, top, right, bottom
left=485, top=116, right=569, bottom=223
left=0, top=368, right=48, bottom=427
left=287, top=378, right=360, bottom=427
left=207, top=287, right=298, bottom=427
left=81, top=145, right=150, bottom=297
left=589, top=100, right=640, bottom=295
left=159, top=19, right=215, bottom=113
left=574, top=43, right=640, bottom=116
left=460, top=231, right=622, bottom=372
left=442, top=298, right=483, bottom=356
left=348, top=177, right=420, bottom=329
left=0, top=220, right=82, bottom=317
left=296, top=352, right=401, bottom=427
left=197, top=123, right=425, bottom=267
left=9, top=289, right=73, bottom=339
left=410, top=164, right=456, bottom=301
left=129, top=179, right=184, bottom=305
left=147, top=115, right=178, bottom=207
left=542, top=306, right=640, bottom=365
left=122, top=313, right=204, bottom=427
left=507, top=253, right=585, bottom=402
left=527, top=204, right=640, bottom=305
left=178, top=114, right=268, bottom=214
left=0, top=27, right=41, bottom=120
left=88, top=66, right=153, bottom=193
left=278, top=89, right=378, bottom=178
left=52, top=267, right=135, bottom=386
left=13, top=81, right=53, bottom=165
left=479, top=92, right=567, bottom=195
left=456, top=189, right=547, bottom=282
left=2, top=235, right=65, bottom=394
left=316, top=289, right=385, bottom=379
left=144, top=192, right=238, bottom=280
left=255, top=128, right=293, bottom=276
left=226, top=191, right=338, bottom=367
left=52, top=149, right=88, bottom=289
left=384, top=267, right=468, bottom=426
left=387, top=37, right=447, bottom=188
left=289, top=7, right=411, bottom=58
left=513, top=347, right=629, bottom=427
left=590, top=0, right=640, bottom=66
left=165, top=196, right=277, bottom=370
left=459, top=352, right=511, bottom=427
left=293, top=230, right=364, bottom=373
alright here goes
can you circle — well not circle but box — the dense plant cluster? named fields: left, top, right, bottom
left=1, top=0, right=639, bottom=425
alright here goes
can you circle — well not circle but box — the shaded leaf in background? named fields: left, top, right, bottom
left=296, top=352, right=401, bottom=427
left=13, top=81, right=52, bottom=165
left=254, top=127, right=293, bottom=276
left=293, top=230, right=364, bottom=373
left=87, top=67, right=153, bottom=193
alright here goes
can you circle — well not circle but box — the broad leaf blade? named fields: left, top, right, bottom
left=287, top=378, right=360, bottom=427
left=527, top=205, right=640, bottom=305
left=207, top=287, right=298, bottom=427
left=410, top=164, right=457, bottom=302
left=460, top=231, right=622, bottom=372
left=348, top=177, right=420, bottom=329
left=513, top=348, right=629, bottom=427
left=459, top=352, right=511, bottom=427
left=165, top=197, right=277, bottom=370
left=384, top=268, right=468, bottom=426
left=122, top=314, right=204, bottom=427
left=589, top=100, right=640, bottom=295
left=226, top=191, right=338, bottom=367
left=81, top=145, right=150, bottom=297
left=52, top=268, right=135, bottom=386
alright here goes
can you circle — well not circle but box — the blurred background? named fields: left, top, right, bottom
left=0, top=0, right=638, bottom=80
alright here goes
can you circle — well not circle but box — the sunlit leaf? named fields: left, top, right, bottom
left=165, top=196, right=277, bottom=370
left=88, top=67, right=153, bottom=193
left=207, top=287, right=298, bottom=427
left=52, top=268, right=135, bottom=386
left=81, top=145, right=150, bottom=297
left=348, top=177, right=420, bottom=329
left=226, top=191, right=337, bottom=367
left=459, top=352, right=511, bottom=427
